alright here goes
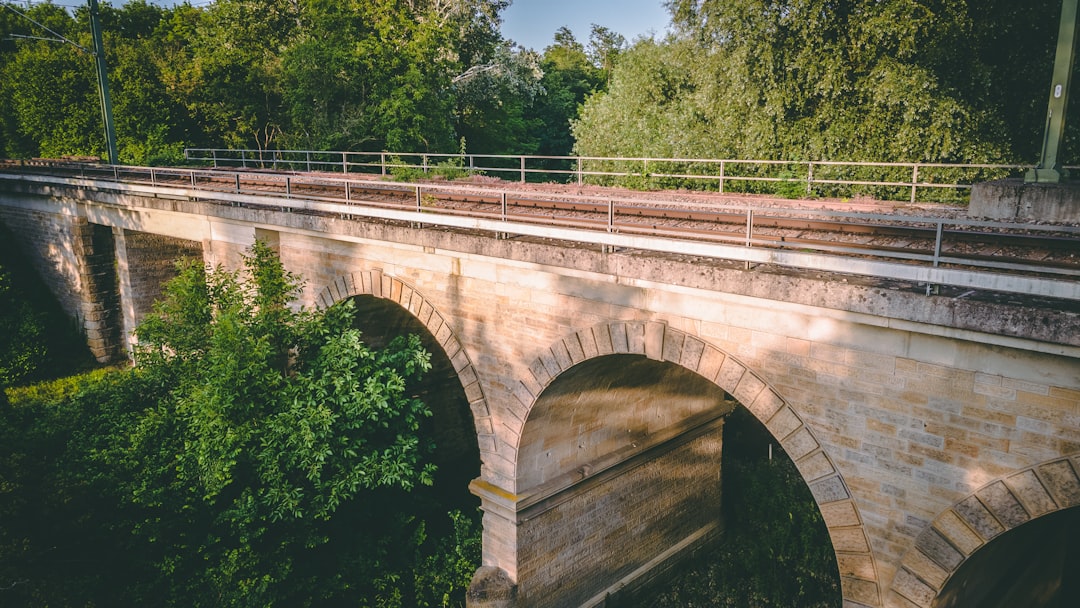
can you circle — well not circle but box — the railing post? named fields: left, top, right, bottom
left=343, top=152, right=348, bottom=174
left=235, top=172, right=241, bottom=193
left=150, top=167, right=156, bottom=186
left=212, top=149, right=218, bottom=168
left=381, top=152, right=386, bottom=176
left=933, top=221, right=943, bottom=267
left=744, top=208, right=753, bottom=270
left=719, top=161, right=726, bottom=194
left=346, top=181, right=351, bottom=202
left=416, top=185, right=422, bottom=211
left=520, top=156, right=526, bottom=183
left=286, top=176, right=291, bottom=197
left=807, top=161, right=814, bottom=195
left=577, top=157, right=583, bottom=186
left=911, top=164, right=920, bottom=204
left=306, top=151, right=311, bottom=173
left=423, top=155, right=429, bottom=174
left=241, top=150, right=247, bottom=169
left=190, top=170, right=196, bottom=187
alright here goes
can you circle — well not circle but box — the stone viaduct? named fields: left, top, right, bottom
left=1, top=169, right=1079, bottom=608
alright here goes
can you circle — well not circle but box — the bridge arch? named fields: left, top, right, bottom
left=891, top=454, right=1080, bottom=608
left=509, top=320, right=880, bottom=607
left=312, top=270, right=498, bottom=468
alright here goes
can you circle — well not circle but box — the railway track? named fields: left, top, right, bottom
left=5, top=160, right=1080, bottom=278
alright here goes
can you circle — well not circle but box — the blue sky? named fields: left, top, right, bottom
left=501, top=0, right=671, bottom=51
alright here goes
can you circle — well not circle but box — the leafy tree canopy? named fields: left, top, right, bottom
left=575, top=0, right=1068, bottom=165
left=1, top=241, right=480, bottom=606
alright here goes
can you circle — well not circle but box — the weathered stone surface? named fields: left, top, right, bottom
left=977, top=481, right=1030, bottom=530
left=953, top=496, right=1005, bottom=541
left=891, top=568, right=935, bottom=608
left=466, top=566, right=518, bottom=608
left=915, top=529, right=963, bottom=571
left=1004, top=469, right=1057, bottom=517
left=1038, top=460, right=1080, bottom=507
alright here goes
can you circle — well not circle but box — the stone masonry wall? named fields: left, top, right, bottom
left=115, top=228, right=203, bottom=352
left=1, top=205, right=122, bottom=361
left=269, top=227, right=1079, bottom=608
left=515, top=423, right=724, bottom=608
left=1, top=205, right=87, bottom=326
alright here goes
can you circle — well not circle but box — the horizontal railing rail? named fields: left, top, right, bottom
left=183, top=147, right=1045, bottom=205
left=2, top=161, right=1078, bottom=302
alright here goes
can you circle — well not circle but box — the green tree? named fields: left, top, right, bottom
left=122, top=241, right=440, bottom=605
left=526, top=27, right=605, bottom=159
left=1, top=242, right=480, bottom=606
left=575, top=0, right=1066, bottom=173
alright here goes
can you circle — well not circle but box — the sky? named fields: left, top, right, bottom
left=501, top=0, right=671, bottom=51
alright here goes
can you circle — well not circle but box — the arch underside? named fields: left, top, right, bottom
left=313, top=270, right=498, bottom=474
left=513, top=320, right=881, bottom=607
left=892, top=454, right=1080, bottom=608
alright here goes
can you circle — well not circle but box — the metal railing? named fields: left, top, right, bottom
left=183, top=148, right=1037, bottom=205
left=2, top=161, right=1078, bottom=303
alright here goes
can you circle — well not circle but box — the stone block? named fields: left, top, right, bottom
left=902, top=548, right=949, bottom=589
left=696, top=346, right=726, bottom=384
left=891, top=568, right=935, bottom=608
left=781, top=426, right=820, bottom=461
left=731, top=372, right=765, bottom=406
left=840, top=575, right=881, bottom=608
left=1004, top=469, right=1057, bottom=517
left=592, top=324, right=614, bottom=355
left=766, top=405, right=802, bottom=440
left=680, top=335, right=705, bottom=371
left=661, top=326, right=684, bottom=362
left=1037, top=459, right=1080, bottom=507
left=976, top=481, right=1029, bottom=530
left=953, top=495, right=1004, bottom=541
left=837, top=552, right=876, bottom=580
left=796, top=450, right=836, bottom=483
left=609, top=322, right=629, bottom=353
left=915, top=528, right=963, bottom=571
left=748, top=388, right=784, bottom=421
left=714, top=357, right=746, bottom=394
left=810, top=475, right=850, bottom=504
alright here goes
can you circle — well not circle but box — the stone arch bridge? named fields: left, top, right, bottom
left=1, top=170, right=1079, bottom=608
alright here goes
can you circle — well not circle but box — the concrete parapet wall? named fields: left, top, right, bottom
left=969, top=178, right=1080, bottom=223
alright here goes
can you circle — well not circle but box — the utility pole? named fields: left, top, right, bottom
left=2, top=1, right=119, bottom=164
left=88, top=0, right=118, bottom=166
left=1026, top=0, right=1078, bottom=183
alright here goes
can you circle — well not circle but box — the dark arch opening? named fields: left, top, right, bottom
left=933, top=506, right=1080, bottom=608
left=348, top=295, right=481, bottom=513
left=646, top=406, right=841, bottom=606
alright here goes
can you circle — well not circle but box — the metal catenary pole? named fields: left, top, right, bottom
left=88, top=0, right=118, bottom=165
left=1027, top=0, right=1078, bottom=183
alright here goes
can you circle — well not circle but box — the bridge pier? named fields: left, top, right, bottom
left=468, top=351, right=736, bottom=608
left=112, top=228, right=203, bottom=355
